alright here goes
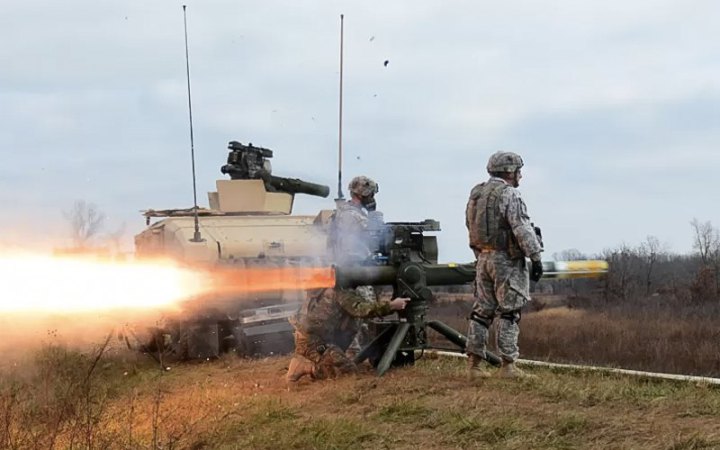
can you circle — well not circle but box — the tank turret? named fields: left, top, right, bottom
left=136, top=141, right=334, bottom=263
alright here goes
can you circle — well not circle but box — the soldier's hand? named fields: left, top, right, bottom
left=530, top=260, right=543, bottom=282
left=389, top=297, right=410, bottom=311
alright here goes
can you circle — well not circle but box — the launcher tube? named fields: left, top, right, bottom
left=334, top=260, right=608, bottom=288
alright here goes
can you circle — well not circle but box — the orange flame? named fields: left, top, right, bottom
left=205, top=266, right=336, bottom=295
left=0, top=252, right=336, bottom=315
left=0, top=252, right=209, bottom=314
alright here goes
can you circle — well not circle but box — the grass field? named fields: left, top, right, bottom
left=2, top=346, right=720, bottom=449
left=430, top=295, right=720, bottom=377
left=3, top=292, right=720, bottom=449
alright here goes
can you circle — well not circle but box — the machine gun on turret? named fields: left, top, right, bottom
left=333, top=220, right=608, bottom=376
left=221, top=141, right=330, bottom=198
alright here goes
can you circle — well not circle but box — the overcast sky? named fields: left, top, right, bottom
left=1, top=1, right=719, bottom=262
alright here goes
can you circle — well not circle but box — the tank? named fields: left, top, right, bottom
left=134, top=141, right=334, bottom=360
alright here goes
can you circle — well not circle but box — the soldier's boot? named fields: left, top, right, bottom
left=499, top=361, right=537, bottom=379
left=286, top=356, right=315, bottom=384
left=467, top=353, right=492, bottom=380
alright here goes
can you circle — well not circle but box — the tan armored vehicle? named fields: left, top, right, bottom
left=134, top=141, right=334, bottom=359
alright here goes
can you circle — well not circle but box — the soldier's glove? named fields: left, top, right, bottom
left=532, top=223, right=544, bottom=249
left=530, top=260, right=543, bottom=282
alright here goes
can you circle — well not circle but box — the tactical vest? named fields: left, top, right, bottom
left=466, top=180, right=523, bottom=259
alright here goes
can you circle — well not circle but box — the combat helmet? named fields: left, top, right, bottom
left=348, top=176, right=379, bottom=198
left=486, top=151, right=524, bottom=174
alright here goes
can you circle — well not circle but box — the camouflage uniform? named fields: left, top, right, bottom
left=329, top=200, right=378, bottom=356
left=465, top=176, right=542, bottom=363
left=290, top=196, right=381, bottom=379
left=332, top=201, right=371, bottom=264
left=293, top=288, right=394, bottom=378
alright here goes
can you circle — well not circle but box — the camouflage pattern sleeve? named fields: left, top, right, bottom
left=335, top=203, right=368, bottom=233
left=502, top=188, right=543, bottom=261
left=333, top=203, right=372, bottom=263
left=335, top=289, right=394, bottom=318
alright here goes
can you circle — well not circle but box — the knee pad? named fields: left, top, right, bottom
left=469, top=311, right=494, bottom=328
left=500, top=309, right=521, bottom=324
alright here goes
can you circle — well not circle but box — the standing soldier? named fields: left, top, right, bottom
left=286, top=176, right=406, bottom=384
left=465, top=151, right=544, bottom=378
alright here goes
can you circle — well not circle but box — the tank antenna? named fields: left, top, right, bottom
left=182, top=5, right=203, bottom=242
left=336, top=14, right=345, bottom=201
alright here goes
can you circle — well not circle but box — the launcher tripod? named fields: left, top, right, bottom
left=350, top=262, right=502, bottom=376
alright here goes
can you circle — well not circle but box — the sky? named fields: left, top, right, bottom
left=1, top=1, right=719, bottom=262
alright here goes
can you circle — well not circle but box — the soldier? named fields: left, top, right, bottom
left=465, top=151, right=544, bottom=379
left=286, top=288, right=409, bottom=383
left=286, top=176, right=408, bottom=383
left=331, top=176, right=383, bottom=356
left=331, top=175, right=382, bottom=264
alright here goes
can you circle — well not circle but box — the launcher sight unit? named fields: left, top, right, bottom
left=221, top=141, right=330, bottom=198
left=366, top=218, right=440, bottom=266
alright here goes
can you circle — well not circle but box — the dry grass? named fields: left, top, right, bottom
left=430, top=295, right=720, bottom=377
left=2, top=348, right=720, bottom=449
left=3, top=293, right=720, bottom=448
left=521, top=307, right=720, bottom=377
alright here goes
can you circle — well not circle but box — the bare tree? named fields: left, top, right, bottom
left=690, top=218, right=717, bottom=266
left=63, top=200, right=106, bottom=249
left=690, top=219, right=720, bottom=300
left=712, top=238, right=720, bottom=297
left=552, top=248, right=587, bottom=261
left=639, top=235, right=664, bottom=296
left=602, top=243, right=645, bottom=301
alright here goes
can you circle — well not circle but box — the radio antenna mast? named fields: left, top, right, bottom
left=182, top=5, right=203, bottom=242
left=336, top=14, right=345, bottom=201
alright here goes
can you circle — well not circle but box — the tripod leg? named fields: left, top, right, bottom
left=353, top=323, right=396, bottom=365
left=427, top=320, right=466, bottom=348
left=376, top=322, right=411, bottom=376
left=427, top=320, right=502, bottom=366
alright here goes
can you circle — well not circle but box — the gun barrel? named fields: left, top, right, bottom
left=334, top=260, right=608, bottom=288
left=267, top=175, right=330, bottom=198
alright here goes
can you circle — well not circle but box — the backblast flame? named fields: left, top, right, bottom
left=0, top=252, right=336, bottom=315
left=207, top=266, right=336, bottom=295
left=0, top=253, right=209, bottom=314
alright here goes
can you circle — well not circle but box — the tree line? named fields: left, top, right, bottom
left=551, top=218, right=720, bottom=303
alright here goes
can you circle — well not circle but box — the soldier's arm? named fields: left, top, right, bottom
left=335, top=289, right=395, bottom=318
left=504, top=190, right=543, bottom=261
